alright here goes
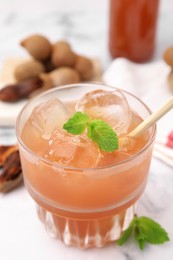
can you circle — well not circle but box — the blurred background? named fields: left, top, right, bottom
left=0, top=0, right=173, bottom=69
left=1, top=1, right=173, bottom=260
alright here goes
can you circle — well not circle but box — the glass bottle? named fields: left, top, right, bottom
left=109, top=0, right=159, bottom=63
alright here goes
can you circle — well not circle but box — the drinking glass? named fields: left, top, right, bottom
left=16, top=83, right=156, bottom=249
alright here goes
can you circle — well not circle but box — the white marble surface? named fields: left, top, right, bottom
left=0, top=0, right=173, bottom=260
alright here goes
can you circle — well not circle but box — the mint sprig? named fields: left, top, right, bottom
left=63, top=112, right=118, bottom=152
left=63, top=112, right=89, bottom=135
left=87, top=119, right=118, bottom=152
left=117, top=216, right=170, bottom=250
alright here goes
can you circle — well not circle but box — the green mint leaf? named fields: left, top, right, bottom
left=63, top=112, right=119, bottom=152
left=135, top=217, right=170, bottom=248
left=87, top=119, right=119, bottom=152
left=63, top=112, right=90, bottom=135
left=117, top=216, right=170, bottom=250
left=117, top=218, right=136, bottom=246
left=134, top=225, right=146, bottom=250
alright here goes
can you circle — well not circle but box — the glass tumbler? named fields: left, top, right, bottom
left=16, top=83, right=156, bottom=249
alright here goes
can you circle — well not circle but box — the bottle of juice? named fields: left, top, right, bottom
left=109, top=0, right=159, bottom=62
left=16, top=84, right=156, bottom=249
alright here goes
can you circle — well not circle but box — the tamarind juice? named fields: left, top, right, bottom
left=16, top=84, right=156, bottom=249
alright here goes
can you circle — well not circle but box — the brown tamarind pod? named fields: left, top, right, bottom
left=21, top=34, right=52, bottom=61
left=51, top=41, right=77, bottom=67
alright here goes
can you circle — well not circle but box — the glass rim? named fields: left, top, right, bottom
left=16, top=83, right=156, bottom=172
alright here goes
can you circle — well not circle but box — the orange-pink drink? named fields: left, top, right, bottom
left=16, top=84, right=156, bottom=249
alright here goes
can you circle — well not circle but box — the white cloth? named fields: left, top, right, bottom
left=103, top=58, right=173, bottom=167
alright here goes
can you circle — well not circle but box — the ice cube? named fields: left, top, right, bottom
left=76, top=89, right=132, bottom=135
left=30, top=98, right=69, bottom=140
left=70, top=134, right=101, bottom=168
left=45, top=129, right=76, bottom=165
left=44, top=128, right=101, bottom=168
